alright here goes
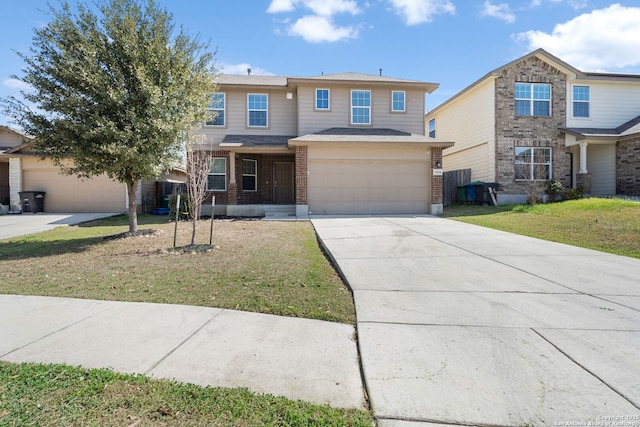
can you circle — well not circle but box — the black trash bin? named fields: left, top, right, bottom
left=19, top=191, right=46, bottom=213
left=478, top=182, right=501, bottom=205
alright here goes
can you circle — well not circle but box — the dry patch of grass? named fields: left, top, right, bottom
left=0, top=215, right=355, bottom=324
left=444, top=198, right=640, bottom=258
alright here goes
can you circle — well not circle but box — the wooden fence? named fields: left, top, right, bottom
left=443, top=169, right=471, bottom=206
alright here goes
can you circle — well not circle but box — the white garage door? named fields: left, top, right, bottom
left=22, top=170, right=125, bottom=213
left=308, top=158, right=430, bottom=215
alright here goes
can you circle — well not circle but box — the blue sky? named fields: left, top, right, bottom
left=2, top=0, right=640, bottom=125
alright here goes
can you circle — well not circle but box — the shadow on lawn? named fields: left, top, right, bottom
left=0, top=214, right=171, bottom=261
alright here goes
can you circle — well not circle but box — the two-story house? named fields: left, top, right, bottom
left=425, top=49, right=640, bottom=204
left=197, top=72, right=454, bottom=218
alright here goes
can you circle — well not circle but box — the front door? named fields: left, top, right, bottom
left=274, top=162, right=294, bottom=204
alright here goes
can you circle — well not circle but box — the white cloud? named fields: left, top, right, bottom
left=288, top=15, right=360, bottom=43
left=387, top=0, right=455, bottom=25
left=530, top=0, right=587, bottom=10
left=516, top=4, right=640, bottom=71
left=481, top=1, right=515, bottom=23
left=267, top=0, right=361, bottom=16
left=221, top=63, right=275, bottom=76
left=3, top=78, right=31, bottom=91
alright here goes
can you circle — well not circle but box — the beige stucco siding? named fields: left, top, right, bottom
left=297, top=86, right=425, bottom=135
left=567, top=80, right=640, bottom=128
left=307, top=144, right=430, bottom=214
left=21, top=158, right=125, bottom=212
left=428, top=78, right=496, bottom=180
left=198, top=88, right=298, bottom=144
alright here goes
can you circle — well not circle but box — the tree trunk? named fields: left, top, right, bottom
left=127, top=180, right=138, bottom=233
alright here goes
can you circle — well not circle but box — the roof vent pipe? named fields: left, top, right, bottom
left=247, top=68, right=251, bottom=75
left=379, top=68, right=382, bottom=76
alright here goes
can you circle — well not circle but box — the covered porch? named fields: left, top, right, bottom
left=203, top=135, right=298, bottom=218
left=562, top=115, right=640, bottom=196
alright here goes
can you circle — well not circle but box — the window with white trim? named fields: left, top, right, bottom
left=242, top=159, right=257, bottom=192
left=428, top=118, right=436, bottom=138
left=248, top=93, right=268, bottom=127
left=515, top=147, right=551, bottom=180
left=207, top=158, right=227, bottom=191
left=392, top=91, right=405, bottom=112
left=573, top=85, right=590, bottom=118
left=206, top=93, right=225, bottom=126
left=315, top=89, right=330, bottom=110
left=515, top=83, right=551, bottom=116
left=351, top=90, right=371, bottom=125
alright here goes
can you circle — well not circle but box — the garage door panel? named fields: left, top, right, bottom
left=22, top=171, right=125, bottom=212
left=308, top=157, right=430, bottom=215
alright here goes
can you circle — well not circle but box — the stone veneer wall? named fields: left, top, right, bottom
left=494, top=56, right=572, bottom=196
left=616, top=138, right=640, bottom=196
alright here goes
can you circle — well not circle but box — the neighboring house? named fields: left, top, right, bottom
left=425, top=49, right=640, bottom=203
left=197, top=72, right=453, bottom=218
left=0, top=126, right=185, bottom=213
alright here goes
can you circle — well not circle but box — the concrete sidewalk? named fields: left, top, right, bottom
left=0, top=213, right=119, bottom=240
left=0, top=294, right=365, bottom=409
left=312, top=215, right=640, bottom=426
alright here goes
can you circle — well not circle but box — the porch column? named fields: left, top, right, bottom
left=9, top=157, right=22, bottom=211
left=295, top=145, right=309, bottom=219
left=576, top=142, right=591, bottom=193
left=227, top=152, right=237, bottom=205
left=579, top=142, right=588, bottom=173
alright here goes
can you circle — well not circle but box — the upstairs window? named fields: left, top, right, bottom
left=573, top=85, right=590, bottom=118
left=428, top=118, right=436, bottom=138
left=248, top=94, right=268, bottom=127
left=207, top=158, right=227, bottom=191
left=206, top=93, right=225, bottom=126
left=316, top=89, right=330, bottom=110
left=392, top=91, right=405, bottom=112
left=515, top=83, right=551, bottom=116
left=242, top=159, right=257, bottom=192
left=515, top=147, right=551, bottom=180
left=351, top=90, right=371, bottom=125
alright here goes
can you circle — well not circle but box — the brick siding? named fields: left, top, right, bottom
left=494, top=56, right=571, bottom=195
left=431, top=147, right=443, bottom=205
left=616, top=138, right=640, bottom=196
left=295, top=145, right=308, bottom=205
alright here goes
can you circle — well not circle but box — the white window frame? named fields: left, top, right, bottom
left=572, top=85, right=590, bottom=119
left=351, top=89, right=371, bottom=125
left=515, top=147, right=552, bottom=181
left=315, top=88, right=330, bottom=111
left=242, top=159, right=257, bottom=192
left=391, top=90, right=406, bottom=112
left=247, top=93, right=268, bottom=127
left=428, top=118, right=436, bottom=138
left=206, top=92, right=225, bottom=127
left=515, top=83, right=551, bottom=117
left=207, top=157, right=227, bottom=191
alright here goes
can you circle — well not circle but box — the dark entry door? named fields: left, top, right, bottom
left=274, top=162, right=294, bottom=204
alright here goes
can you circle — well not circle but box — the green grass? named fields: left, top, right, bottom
left=444, top=198, right=640, bottom=258
left=0, top=215, right=355, bottom=324
left=0, top=362, right=373, bottom=426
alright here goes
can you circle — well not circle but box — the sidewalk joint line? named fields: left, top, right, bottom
left=144, top=309, right=223, bottom=376
left=532, top=328, right=640, bottom=411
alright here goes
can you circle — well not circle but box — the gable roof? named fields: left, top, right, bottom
left=426, top=48, right=640, bottom=116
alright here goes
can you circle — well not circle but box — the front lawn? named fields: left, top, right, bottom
left=444, top=198, right=640, bottom=258
left=0, top=215, right=355, bottom=324
left=0, top=362, right=372, bottom=426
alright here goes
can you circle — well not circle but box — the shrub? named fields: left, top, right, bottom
left=545, top=180, right=563, bottom=202
left=563, top=187, right=584, bottom=201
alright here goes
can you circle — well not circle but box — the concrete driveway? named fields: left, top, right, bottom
left=312, top=216, right=640, bottom=426
left=0, top=213, right=119, bottom=240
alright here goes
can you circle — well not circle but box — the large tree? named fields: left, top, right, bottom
left=2, top=0, right=217, bottom=232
